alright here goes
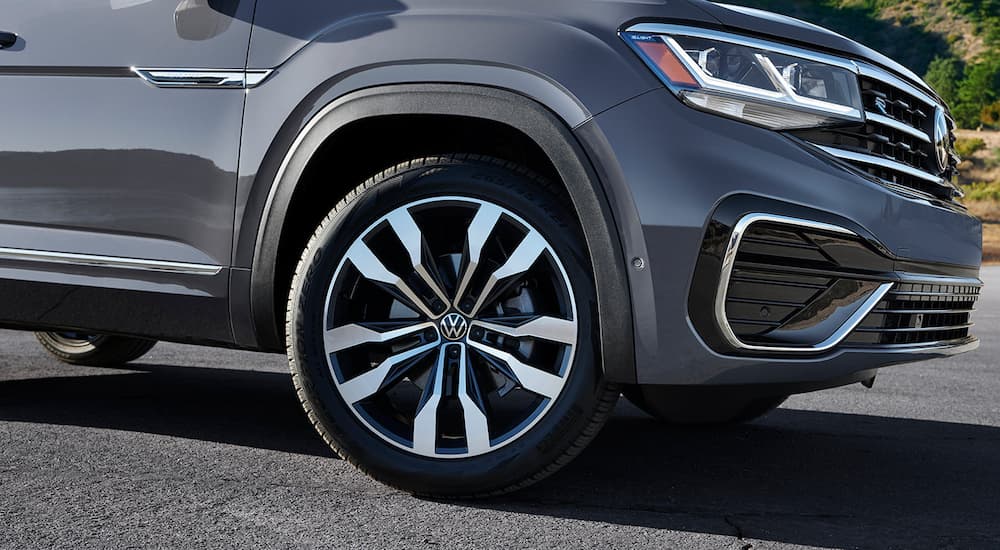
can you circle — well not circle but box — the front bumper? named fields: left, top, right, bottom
left=576, top=88, right=982, bottom=386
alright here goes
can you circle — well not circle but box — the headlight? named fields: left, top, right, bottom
left=621, top=24, right=864, bottom=129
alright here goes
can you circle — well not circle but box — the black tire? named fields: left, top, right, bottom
left=286, top=155, right=619, bottom=497
left=623, top=386, right=788, bottom=426
left=35, top=332, right=157, bottom=367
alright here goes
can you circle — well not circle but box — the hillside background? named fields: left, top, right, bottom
left=728, top=0, right=1000, bottom=259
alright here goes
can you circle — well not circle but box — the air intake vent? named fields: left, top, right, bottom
left=846, top=282, right=980, bottom=346
left=717, top=217, right=893, bottom=351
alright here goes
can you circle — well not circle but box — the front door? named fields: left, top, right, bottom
left=0, top=0, right=256, bottom=340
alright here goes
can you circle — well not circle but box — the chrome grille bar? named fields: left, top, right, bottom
left=813, top=144, right=949, bottom=185
left=865, top=111, right=932, bottom=143
left=856, top=61, right=938, bottom=108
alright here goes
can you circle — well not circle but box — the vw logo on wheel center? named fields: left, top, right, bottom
left=440, top=313, right=470, bottom=341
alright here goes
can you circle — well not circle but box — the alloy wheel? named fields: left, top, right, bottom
left=322, top=196, right=578, bottom=458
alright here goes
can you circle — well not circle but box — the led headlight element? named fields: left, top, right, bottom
left=622, top=24, right=864, bottom=129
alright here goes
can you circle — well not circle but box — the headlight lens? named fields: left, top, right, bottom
left=621, top=25, right=864, bottom=129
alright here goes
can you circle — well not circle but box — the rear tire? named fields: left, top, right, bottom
left=286, top=155, right=619, bottom=496
left=35, top=332, right=157, bottom=367
left=623, top=386, right=787, bottom=426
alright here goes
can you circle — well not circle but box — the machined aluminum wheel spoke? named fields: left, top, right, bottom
left=470, top=230, right=547, bottom=316
left=468, top=340, right=564, bottom=400
left=455, top=344, right=491, bottom=454
left=385, top=208, right=449, bottom=309
left=412, top=348, right=446, bottom=455
left=324, top=321, right=435, bottom=354
left=345, top=240, right=436, bottom=319
left=471, top=316, right=577, bottom=345
left=338, top=340, right=440, bottom=404
left=325, top=196, right=578, bottom=459
left=453, top=203, right=503, bottom=310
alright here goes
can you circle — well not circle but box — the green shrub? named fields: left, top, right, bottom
left=982, top=101, right=1000, bottom=128
left=954, top=60, right=1000, bottom=128
left=925, top=56, right=963, bottom=108
left=955, top=137, right=987, bottom=158
left=964, top=181, right=1000, bottom=202
left=988, top=147, right=1000, bottom=168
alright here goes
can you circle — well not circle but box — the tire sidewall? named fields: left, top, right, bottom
left=288, top=158, right=606, bottom=495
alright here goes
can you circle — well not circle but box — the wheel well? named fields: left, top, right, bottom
left=271, top=114, right=564, bottom=335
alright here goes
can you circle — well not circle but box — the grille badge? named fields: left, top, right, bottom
left=933, top=107, right=952, bottom=173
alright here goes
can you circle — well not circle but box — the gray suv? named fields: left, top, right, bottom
left=0, top=0, right=981, bottom=496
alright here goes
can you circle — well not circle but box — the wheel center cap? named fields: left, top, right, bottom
left=439, top=313, right=470, bottom=341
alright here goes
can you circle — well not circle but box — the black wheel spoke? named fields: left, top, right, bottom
left=324, top=197, right=577, bottom=457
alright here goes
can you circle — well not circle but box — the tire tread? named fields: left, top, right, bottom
left=286, top=154, right=619, bottom=497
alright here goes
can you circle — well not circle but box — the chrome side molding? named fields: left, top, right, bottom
left=715, top=213, right=894, bottom=353
left=132, top=68, right=272, bottom=89
left=0, top=247, right=223, bottom=275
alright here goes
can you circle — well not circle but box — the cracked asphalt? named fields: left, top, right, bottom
left=1, top=267, right=998, bottom=549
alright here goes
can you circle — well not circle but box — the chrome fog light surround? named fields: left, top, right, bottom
left=715, top=213, right=894, bottom=353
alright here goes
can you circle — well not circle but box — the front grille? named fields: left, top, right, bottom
left=860, top=76, right=930, bottom=131
left=846, top=282, right=980, bottom=346
left=790, top=67, right=961, bottom=204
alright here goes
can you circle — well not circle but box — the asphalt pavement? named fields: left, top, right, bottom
left=1, top=268, right=999, bottom=549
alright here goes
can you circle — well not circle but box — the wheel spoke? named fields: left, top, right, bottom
left=470, top=231, right=547, bottom=316
left=338, top=340, right=439, bottom=404
left=324, top=321, right=435, bottom=354
left=468, top=340, right=564, bottom=400
left=345, top=240, right=436, bottom=318
left=453, top=203, right=503, bottom=310
left=471, top=316, right=576, bottom=345
left=385, top=208, right=449, bottom=309
left=455, top=344, right=491, bottom=454
left=325, top=196, right=578, bottom=458
left=412, top=347, right=446, bottom=455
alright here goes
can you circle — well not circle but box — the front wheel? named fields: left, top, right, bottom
left=35, top=332, right=157, bottom=367
left=286, top=155, right=618, bottom=497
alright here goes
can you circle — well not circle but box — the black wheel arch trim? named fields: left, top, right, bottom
left=236, top=82, right=638, bottom=384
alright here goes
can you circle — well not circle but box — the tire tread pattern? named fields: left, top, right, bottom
left=286, top=154, right=620, bottom=497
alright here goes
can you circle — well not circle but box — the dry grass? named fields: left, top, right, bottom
left=984, top=223, right=1000, bottom=264
left=956, top=129, right=1000, bottom=188
left=965, top=199, right=1000, bottom=222
left=956, top=131, right=1000, bottom=263
left=879, top=0, right=988, bottom=61
left=963, top=201, right=1000, bottom=264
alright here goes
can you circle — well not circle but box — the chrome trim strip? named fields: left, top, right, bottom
left=856, top=61, right=937, bottom=109
left=889, top=290, right=980, bottom=298
left=132, top=68, right=273, bottom=89
left=894, top=273, right=983, bottom=286
left=714, top=213, right=894, bottom=353
left=873, top=308, right=976, bottom=314
left=845, top=336, right=979, bottom=355
left=864, top=112, right=932, bottom=143
left=0, top=66, right=136, bottom=78
left=244, top=70, right=272, bottom=88
left=811, top=144, right=949, bottom=185
left=0, top=247, right=223, bottom=275
left=854, top=323, right=974, bottom=333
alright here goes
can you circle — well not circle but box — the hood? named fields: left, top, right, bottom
left=685, top=1, right=935, bottom=96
